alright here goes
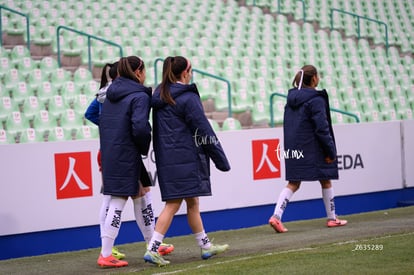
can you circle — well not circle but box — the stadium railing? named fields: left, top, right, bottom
left=56, top=25, right=123, bottom=72
left=330, top=8, right=389, bottom=55
left=0, top=5, right=30, bottom=49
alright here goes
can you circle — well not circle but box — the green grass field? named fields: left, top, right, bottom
left=1, top=206, right=414, bottom=275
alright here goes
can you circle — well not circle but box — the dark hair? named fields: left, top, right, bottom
left=160, top=56, right=191, bottom=105
left=117, top=56, right=145, bottom=83
left=292, top=64, right=318, bottom=89
left=99, top=62, right=118, bottom=89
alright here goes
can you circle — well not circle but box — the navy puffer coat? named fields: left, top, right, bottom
left=152, top=83, right=230, bottom=201
left=99, top=77, right=152, bottom=196
left=283, top=88, right=338, bottom=181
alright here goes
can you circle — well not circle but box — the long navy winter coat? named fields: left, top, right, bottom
left=99, top=77, right=152, bottom=196
left=283, top=87, right=338, bottom=181
left=152, top=83, right=230, bottom=201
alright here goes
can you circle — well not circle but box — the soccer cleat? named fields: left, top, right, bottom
left=327, top=218, right=348, bottom=227
left=97, top=254, right=128, bottom=268
left=112, top=247, right=126, bottom=260
left=269, top=216, right=288, bottom=233
left=201, top=243, right=229, bottom=260
left=158, top=243, right=174, bottom=256
left=144, top=251, right=170, bottom=267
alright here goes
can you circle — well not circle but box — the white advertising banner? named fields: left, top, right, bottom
left=402, top=120, right=414, bottom=187
left=0, top=121, right=406, bottom=236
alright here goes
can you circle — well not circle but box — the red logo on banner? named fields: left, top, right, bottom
left=54, top=152, right=93, bottom=199
left=252, top=139, right=281, bottom=180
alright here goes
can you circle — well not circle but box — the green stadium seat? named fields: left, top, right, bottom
left=49, top=68, right=72, bottom=89
left=251, top=100, right=270, bottom=125
left=197, top=78, right=216, bottom=101
left=5, top=111, right=31, bottom=132
left=233, top=89, right=253, bottom=113
left=45, top=126, right=69, bottom=142
left=9, top=81, right=36, bottom=103
left=73, top=67, right=93, bottom=84
left=19, top=128, right=47, bottom=143
left=47, top=95, right=65, bottom=118
left=214, top=89, right=230, bottom=111
left=4, top=69, right=25, bottom=88
left=81, top=80, right=100, bottom=95
left=76, top=125, right=99, bottom=140
left=36, top=81, right=60, bottom=104
left=32, top=110, right=59, bottom=131
left=221, top=117, right=242, bottom=131
left=0, top=96, right=19, bottom=114
left=58, top=108, right=85, bottom=128
left=15, top=57, right=38, bottom=79
left=27, top=69, right=50, bottom=90
left=271, top=98, right=285, bottom=125
left=0, top=129, right=15, bottom=144
left=21, top=96, right=43, bottom=118
left=208, top=118, right=221, bottom=132
left=39, top=56, right=59, bottom=76
left=10, top=45, right=31, bottom=65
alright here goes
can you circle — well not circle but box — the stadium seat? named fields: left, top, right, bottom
left=73, top=67, right=93, bottom=84
left=10, top=45, right=31, bottom=65
left=32, top=109, right=58, bottom=131
left=39, top=56, right=59, bottom=76
left=47, top=95, right=65, bottom=118
left=251, top=100, right=270, bottom=126
left=4, top=69, right=24, bottom=89
left=58, top=108, right=85, bottom=128
left=208, top=118, right=221, bottom=132
left=15, top=57, right=38, bottom=79
left=233, top=88, right=253, bottom=113
left=27, top=68, right=49, bottom=90
left=0, top=128, right=15, bottom=144
left=49, top=68, right=72, bottom=89
left=76, top=125, right=99, bottom=139
left=21, top=95, right=42, bottom=118
left=45, top=126, right=69, bottom=142
left=4, top=111, right=31, bottom=132
left=197, top=78, right=217, bottom=101
left=19, top=127, right=47, bottom=143
left=0, top=96, right=19, bottom=114
left=214, top=89, right=231, bottom=111
left=221, top=117, right=242, bottom=131
left=9, top=81, right=36, bottom=103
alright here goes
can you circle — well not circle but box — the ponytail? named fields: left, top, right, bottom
left=292, top=65, right=318, bottom=89
left=117, top=56, right=145, bottom=84
left=99, top=62, right=119, bottom=89
left=160, top=56, right=190, bottom=105
left=99, top=63, right=112, bottom=89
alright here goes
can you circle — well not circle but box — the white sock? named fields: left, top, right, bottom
left=101, top=196, right=127, bottom=257
left=147, top=231, right=164, bottom=253
left=99, top=195, right=111, bottom=238
left=273, top=187, right=294, bottom=220
left=133, top=192, right=155, bottom=244
left=322, top=187, right=336, bottom=220
left=194, top=230, right=211, bottom=249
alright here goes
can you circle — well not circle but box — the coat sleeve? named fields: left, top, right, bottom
left=309, top=97, right=337, bottom=159
left=130, top=93, right=152, bottom=156
left=84, top=98, right=100, bottom=126
left=183, top=93, right=231, bottom=172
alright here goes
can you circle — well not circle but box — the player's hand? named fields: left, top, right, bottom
left=325, top=157, right=335, bottom=164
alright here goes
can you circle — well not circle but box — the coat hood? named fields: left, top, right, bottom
left=106, top=77, right=152, bottom=102
left=286, top=88, right=326, bottom=108
left=152, top=83, right=199, bottom=109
